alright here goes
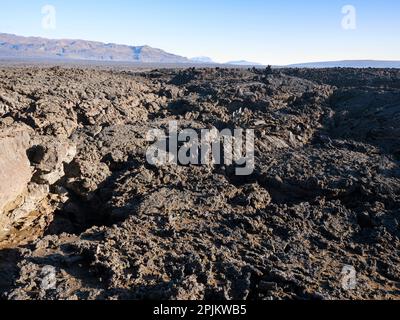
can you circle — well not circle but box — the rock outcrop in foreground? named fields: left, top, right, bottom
left=0, top=66, right=399, bottom=300
left=0, top=125, right=32, bottom=216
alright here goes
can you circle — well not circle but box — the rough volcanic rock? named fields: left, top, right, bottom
left=0, top=125, right=33, bottom=242
left=0, top=66, right=399, bottom=300
left=0, top=123, right=77, bottom=247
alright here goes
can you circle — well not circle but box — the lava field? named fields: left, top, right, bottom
left=0, top=66, right=399, bottom=300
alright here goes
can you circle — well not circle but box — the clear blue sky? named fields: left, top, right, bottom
left=0, top=0, right=399, bottom=65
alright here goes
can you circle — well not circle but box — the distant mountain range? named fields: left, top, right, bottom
left=189, top=57, right=263, bottom=66
left=0, top=33, right=190, bottom=63
left=1, top=34, right=400, bottom=68
left=288, top=60, right=400, bottom=68
left=0, top=34, right=265, bottom=66
left=226, top=60, right=263, bottom=66
left=190, top=56, right=214, bottom=63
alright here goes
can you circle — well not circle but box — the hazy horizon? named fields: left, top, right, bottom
left=1, top=0, right=400, bottom=65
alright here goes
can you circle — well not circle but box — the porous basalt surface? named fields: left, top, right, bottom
left=0, top=66, right=399, bottom=300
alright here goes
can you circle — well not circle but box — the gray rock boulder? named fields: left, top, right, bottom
left=0, top=125, right=32, bottom=214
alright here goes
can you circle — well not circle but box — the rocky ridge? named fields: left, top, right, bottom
left=0, top=33, right=190, bottom=63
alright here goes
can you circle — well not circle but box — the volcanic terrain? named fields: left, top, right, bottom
left=0, top=66, right=399, bottom=300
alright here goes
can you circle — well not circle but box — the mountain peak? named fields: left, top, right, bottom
left=0, top=33, right=190, bottom=63
left=190, top=56, right=214, bottom=63
left=226, top=60, right=263, bottom=66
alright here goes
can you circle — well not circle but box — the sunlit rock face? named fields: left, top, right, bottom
left=0, top=126, right=32, bottom=241
left=0, top=126, right=32, bottom=215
